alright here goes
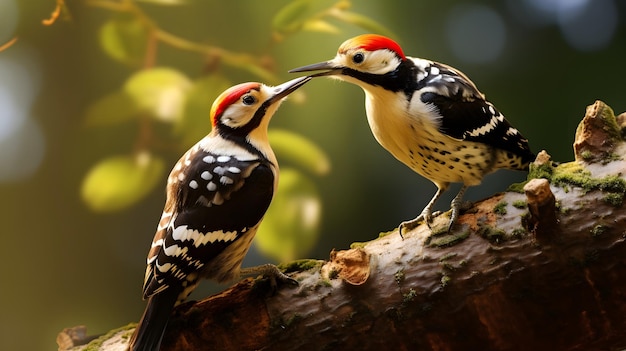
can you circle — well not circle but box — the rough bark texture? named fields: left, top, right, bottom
left=60, top=101, right=626, bottom=351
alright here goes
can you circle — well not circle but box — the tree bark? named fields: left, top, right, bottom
left=59, top=101, right=626, bottom=351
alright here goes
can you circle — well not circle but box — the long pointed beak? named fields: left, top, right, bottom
left=268, top=76, right=312, bottom=104
left=288, top=61, right=343, bottom=78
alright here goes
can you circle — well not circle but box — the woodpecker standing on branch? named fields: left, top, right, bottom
left=129, top=76, right=311, bottom=351
left=290, top=34, right=534, bottom=234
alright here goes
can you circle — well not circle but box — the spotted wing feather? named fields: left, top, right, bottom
left=417, top=61, right=534, bottom=165
left=143, top=149, right=275, bottom=299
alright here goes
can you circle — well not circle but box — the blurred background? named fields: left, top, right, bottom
left=1, top=0, right=625, bottom=350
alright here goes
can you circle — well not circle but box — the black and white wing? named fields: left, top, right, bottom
left=414, top=60, right=534, bottom=165
left=143, top=148, right=275, bottom=299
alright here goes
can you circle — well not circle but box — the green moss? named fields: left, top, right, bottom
left=439, top=253, right=460, bottom=271
left=528, top=161, right=554, bottom=180
left=441, top=275, right=451, bottom=287
left=507, top=181, right=528, bottom=193
left=550, top=162, right=626, bottom=196
left=493, top=201, right=508, bottom=215
left=511, top=228, right=527, bottom=239
left=394, top=270, right=405, bottom=285
left=590, top=224, right=609, bottom=237
left=580, top=149, right=594, bottom=160
left=403, top=288, right=417, bottom=303
left=507, top=158, right=554, bottom=194
left=439, top=253, right=458, bottom=262
left=477, top=225, right=506, bottom=243
left=82, top=324, right=136, bottom=351
left=551, top=162, right=587, bottom=187
left=596, top=175, right=626, bottom=193
left=602, top=152, right=622, bottom=164
left=426, top=230, right=470, bottom=248
left=328, top=267, right=340, bottom=280
left=317, top=279, right=332, bottom=288
left=430, top=225, right=450, bottom=236
left=603, top=192, right=624, bottom=207
left=598, top=104, right=622, bottom=140
left=440, top=261, right=456, bottom=271
left=512, top=200, right=527, bottom=209
left=349, top=242, right=367, bottom=249
left=278, top=259, right=323, bottom=274
left=378, top=230, right=395, bottom=238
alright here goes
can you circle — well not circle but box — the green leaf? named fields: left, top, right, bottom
left=124, top=67, right=192, bottom=123
left=269, top=129, right=330, bottom=176
left=256, top=168, right=321, bottom=262
left=272, top=0, right=312, bottom=34
left=331, top=11, right=397, bottom=38
left=84, top=91, right=139, bottom=128
left=81, top=152, right=165, bottom=212
left=302, top=19, right=340, bottom=34
left=99, top=18, right=148, bottom=65
left=177, top=75, right=232, bottom=148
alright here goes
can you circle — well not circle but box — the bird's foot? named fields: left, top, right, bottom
left=240, top=263, right=298, bottom=291
left=445, top=200, right=471, bottom=233
left=398, top=211, right=433, bottom=238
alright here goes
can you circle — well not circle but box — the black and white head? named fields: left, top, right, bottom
left=289, top=34, right=407, bottom=88
left=209, top=76, right=311, bottom=154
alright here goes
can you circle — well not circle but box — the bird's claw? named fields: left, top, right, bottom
left=398, top=211, right=433, bottom=238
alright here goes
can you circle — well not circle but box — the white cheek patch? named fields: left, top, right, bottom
left=362, top=50, right=401, bottom=75
left=220, top=104, right=254, bottom=128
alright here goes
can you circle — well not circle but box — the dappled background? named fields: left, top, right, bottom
left=1, top=1, right=625, bottom=350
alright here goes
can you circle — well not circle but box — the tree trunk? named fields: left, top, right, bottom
left=59, top=101, right=626, bottom=351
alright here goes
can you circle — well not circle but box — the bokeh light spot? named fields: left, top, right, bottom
left=526, top=0, right=588, bottom=18
left=0, top=85, right=24, bottom=141
left=512, top=0, right=617, bottom=51
left=0, top=117, right=45, bottom=182
left=446, top=4, right=507, bottom=64
left=558, top=0, right=617, bottom=51
left=0, top=46, right=45, bottom=182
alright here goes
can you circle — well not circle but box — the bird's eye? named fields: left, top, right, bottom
left=242, top=95, right=256, bottom=105
left=352, top=52, right=365, bottom=64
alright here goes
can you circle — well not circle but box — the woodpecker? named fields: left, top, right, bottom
left=290, top=34, right=534, bottom=234
left=129, top=76, right=310, bottom=351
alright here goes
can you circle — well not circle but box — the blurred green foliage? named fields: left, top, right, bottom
left=256, top=167, right=322, bottom=262
left=81, top=152, right=165, bottom=212
left=75, top=0, right=390, bottom=263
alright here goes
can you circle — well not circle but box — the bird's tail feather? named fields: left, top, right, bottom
left=129, top=289, right=179, bottom=351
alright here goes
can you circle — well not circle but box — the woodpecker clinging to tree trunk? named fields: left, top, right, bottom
left=129, top=76, right=311, bottom=351
left=290, top=34, right=534, bottom=234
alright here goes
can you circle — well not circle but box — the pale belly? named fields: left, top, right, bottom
left=377, top=124, right=497, bottom=187
left=363, top=89, right=524, bottom=189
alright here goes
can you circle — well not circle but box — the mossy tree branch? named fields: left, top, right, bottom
left=59, top=101, right=626, bottom=351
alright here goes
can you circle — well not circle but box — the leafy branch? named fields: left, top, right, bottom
left=74, top=0, right=392, bottom=261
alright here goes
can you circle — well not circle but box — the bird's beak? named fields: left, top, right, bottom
left=269, top=76, right=312, bottom=104
left=288, top=61, right=343, bottom=78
